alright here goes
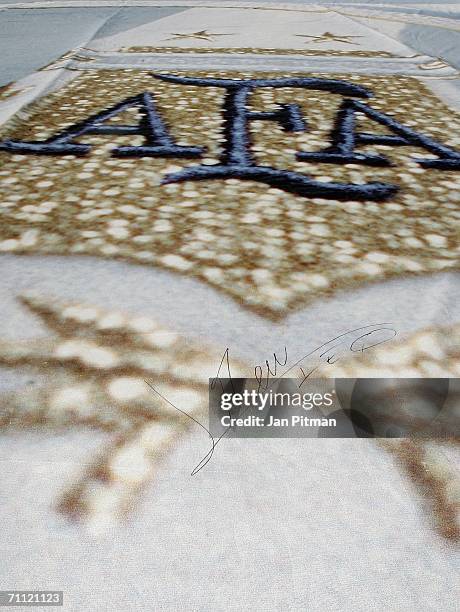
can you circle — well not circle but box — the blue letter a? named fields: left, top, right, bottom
left=0, top=92, right=203, bottom=158
left=297, top=98, right=460, bottom=170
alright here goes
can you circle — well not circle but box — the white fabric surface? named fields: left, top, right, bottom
left=0, top=3, right=459, bottom=611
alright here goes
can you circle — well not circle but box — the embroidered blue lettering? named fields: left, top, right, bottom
left=153, top=74, right=397, bottom=202
left=298, top=98, right=460, bottom=169
left=0, top=92, right=203, bottom=158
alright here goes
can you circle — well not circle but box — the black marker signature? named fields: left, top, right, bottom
left=146, top=323, right=397, bottom=475
left=144, top=380, right=217, bottom=476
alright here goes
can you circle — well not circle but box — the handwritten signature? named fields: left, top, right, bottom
left=146, top=323, right=397, bottom=475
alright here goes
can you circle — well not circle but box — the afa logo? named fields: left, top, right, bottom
left=1, top=74, right=460, bottom=202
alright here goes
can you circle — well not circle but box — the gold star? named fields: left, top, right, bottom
left=1, top=71, right=458, bottom=321
left=315, top=323, right=460, bottom=541
left=164, top=29, right=233, bottom=42
left=0, top=82, right=34, bottom=101
left=0, top=294, right=247, bottom=530
left=1, top=295, right=458, bottom=538
left=295, top=32, right=363, bottom=45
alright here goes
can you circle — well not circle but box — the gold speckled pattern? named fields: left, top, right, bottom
left=0, top=293, right=458, bottom=537
left=0, top=82, right=33, bottom=102
left=315, top=324, right=460, bottom=379
left=0, top=83, right=14, bottom=101
left=0, top=70, right=459, bottom=318
left=383, top=438, right=459, bottom=540
left=0, top=293, right=247, bottom=528
left=119, top=47, right=395, bottom=57
left=313, top=324, right=460, bottom=540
